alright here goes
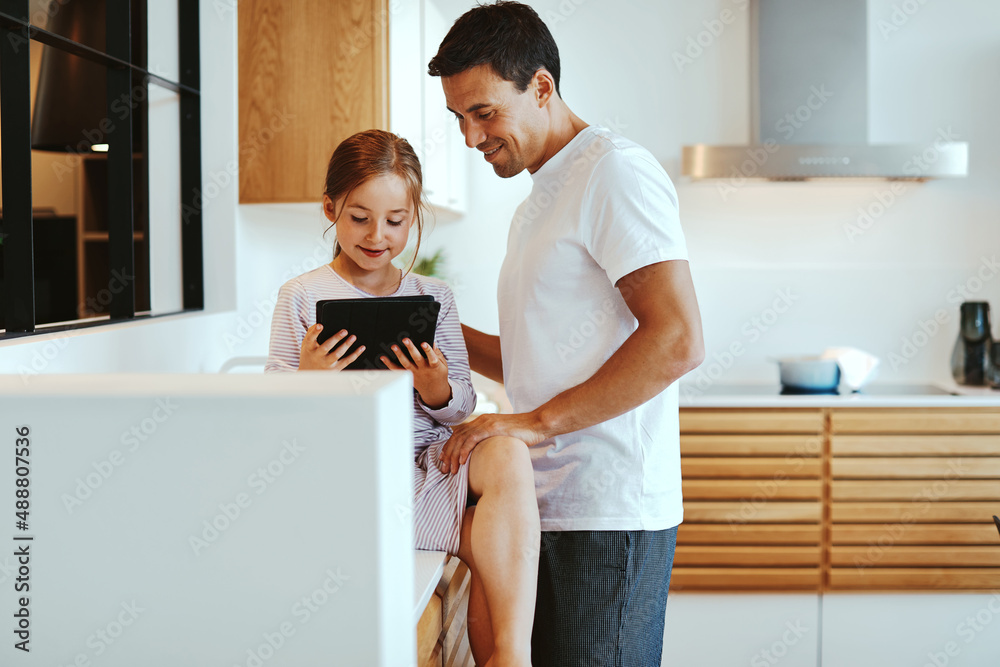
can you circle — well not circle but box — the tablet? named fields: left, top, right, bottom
left=315, top=296, right=440, bottom=370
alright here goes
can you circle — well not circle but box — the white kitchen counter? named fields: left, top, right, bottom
left=0, top=373, right=418, bottom=666
left=414, top=550, right=448, bottom=624
left=678, top=383, right=1000, bottom=408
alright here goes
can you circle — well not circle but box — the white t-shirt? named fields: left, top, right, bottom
left=497, top=126, right=688, bottom=532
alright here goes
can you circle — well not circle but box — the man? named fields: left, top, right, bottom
left=430, top=2, right=704, bottom=665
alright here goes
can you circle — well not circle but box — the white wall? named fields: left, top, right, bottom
left=229, top=203, right=335, bottom=359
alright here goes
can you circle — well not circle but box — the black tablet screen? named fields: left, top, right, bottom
left=315, top=296, right=440, bottom=371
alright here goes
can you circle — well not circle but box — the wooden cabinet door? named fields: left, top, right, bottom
left=678, top=407, right=1000, bottom=593
left=674, top=410, right=825, bottom=591
left=829, top=410, right=1000, bottom=591
left=238, top=0, right=389, bottom=203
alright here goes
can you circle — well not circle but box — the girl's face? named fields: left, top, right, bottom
left=325, top=173, right=414, bottom=275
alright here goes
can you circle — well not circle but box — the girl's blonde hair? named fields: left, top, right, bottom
left=323, top=129, right=425, bottom=273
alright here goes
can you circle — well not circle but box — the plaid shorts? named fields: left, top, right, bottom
left=531, top=527, right=678, bottom=667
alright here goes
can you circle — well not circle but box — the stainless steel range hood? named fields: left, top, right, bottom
left=681, top=0, right=968, bottom=181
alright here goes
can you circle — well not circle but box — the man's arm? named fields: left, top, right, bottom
left=461, top=323, right=504, bottom=384
left=438, top=260, right=704, bottom=473
left=533, top=259, right=704, bottom=435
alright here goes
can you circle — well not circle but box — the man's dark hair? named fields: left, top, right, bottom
left=427, top=1, right=561, bottom=96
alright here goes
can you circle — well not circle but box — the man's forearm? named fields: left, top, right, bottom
left=461, top=324, right=504, bottom=383
left=533, top=322, right=702, bottom=439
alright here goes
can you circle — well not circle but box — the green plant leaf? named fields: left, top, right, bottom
left=396, top=247, right=446, bottom=278
left=413, top=248, right=445, bottom=278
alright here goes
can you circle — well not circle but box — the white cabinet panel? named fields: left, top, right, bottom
left=388, top=0, right=423, bottom=147
left=663, top=593, right=820, bottom=667
left=389, top=0, right=467, bottom=216
left=822, top=594, right=1000, bottom=667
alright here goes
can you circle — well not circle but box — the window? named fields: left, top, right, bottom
left=0, top=0, right=201, bottom=337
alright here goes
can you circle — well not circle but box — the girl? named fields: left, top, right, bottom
left=265, top=129, right=539, bottom=667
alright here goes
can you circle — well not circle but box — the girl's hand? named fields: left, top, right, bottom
left=381, top=339, right=451, bottom=408
left=298, top=324, right=365, bottom=371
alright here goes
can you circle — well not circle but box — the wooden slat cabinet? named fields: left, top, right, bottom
left=680, top=410, right=824, bottom=434
left=829, top=410, right=1000, bottom=591
left=831, top=410, right=1000, bottom=434
left=417, top=557, right=474, bottom=667
left=677, top=406, right=1000, bottom=592
left=673, top=410, right=825, bottom=591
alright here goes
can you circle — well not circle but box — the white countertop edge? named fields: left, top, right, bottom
left=946, top=384, right=1000, bottom=397
left=679, top=383, right=1000, bottom=408
left=414, top=550, right=449, bottom=624
left=0, top=372, right=410, bottom=397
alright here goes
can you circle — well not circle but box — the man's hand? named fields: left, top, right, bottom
left=437, top=412, right=547, bottom=474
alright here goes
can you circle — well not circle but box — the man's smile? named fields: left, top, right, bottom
left=482, top=144, right=502, bottom=161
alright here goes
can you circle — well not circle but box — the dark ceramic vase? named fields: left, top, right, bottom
left=951, top=302, right=992, bottom=386
left=988, top=341, right=1000, bottom=389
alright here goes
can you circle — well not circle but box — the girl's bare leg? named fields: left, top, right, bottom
left=460, top=435, right=539, bottom=667
left=457, top=507, right=494, bottom=664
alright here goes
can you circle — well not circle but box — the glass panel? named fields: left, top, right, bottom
left=28, top=0, right=146, bottom=66
left=0, top=1, right=157, bottom=333
left=0, top=38, right=87, bottom=328
left=146, top=0, right=177, bottom=82
left=26, top=44, right=149, bottom=323
left=131, top=0, right=146, bottom=69
left=29, top=0, right=107, bottom=54
left=146, top=80, right=181, bottom=313
left=131, top=70, right=150, bottom=314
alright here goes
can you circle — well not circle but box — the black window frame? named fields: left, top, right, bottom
left=0, top=0, right=202, bottom=339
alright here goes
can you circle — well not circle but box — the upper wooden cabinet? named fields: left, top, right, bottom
left=238, top=0, right=389, bottom=203
left=239, top=0, right=469, bottom=212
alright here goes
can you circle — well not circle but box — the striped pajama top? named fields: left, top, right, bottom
left=265, top=263, right=477, bottom=554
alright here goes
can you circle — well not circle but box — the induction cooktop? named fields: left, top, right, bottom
left=696, top=384, right=956, bottom=397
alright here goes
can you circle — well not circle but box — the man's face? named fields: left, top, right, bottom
left=442, top=65, right=546, bottom=178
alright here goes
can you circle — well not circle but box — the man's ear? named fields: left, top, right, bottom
left=532, top=69, right=557, bottom=108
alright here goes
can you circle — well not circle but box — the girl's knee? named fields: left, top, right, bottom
left=480, top=435, right=531, bottom=468
left=473, top=436, right=534, bottom=487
